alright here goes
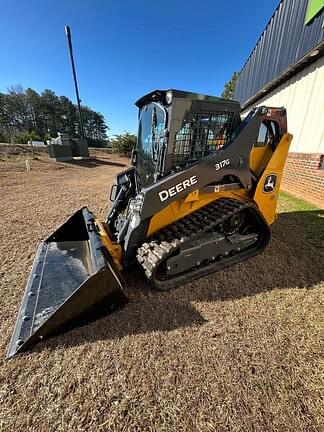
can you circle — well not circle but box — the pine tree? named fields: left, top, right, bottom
left=221, top=72, right=239, bottom=100
left=0, top=86, right=109, bottom=146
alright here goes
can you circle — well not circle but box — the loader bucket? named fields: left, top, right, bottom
left=7, top=207, right=128, bottom=358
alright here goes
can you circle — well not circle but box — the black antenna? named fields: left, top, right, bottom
left=65, top=25, right=84, bottom=138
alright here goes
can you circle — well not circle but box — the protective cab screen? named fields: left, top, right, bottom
left=172, top=111, right=237, bottom=169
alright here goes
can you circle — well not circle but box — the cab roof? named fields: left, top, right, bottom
left=135, top=89, right=241, bottom=109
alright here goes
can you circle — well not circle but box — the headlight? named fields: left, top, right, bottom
left=166, top=91, right=172, bottom=104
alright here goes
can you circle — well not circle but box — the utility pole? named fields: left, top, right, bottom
left=64, top=25, right=84, bottom=138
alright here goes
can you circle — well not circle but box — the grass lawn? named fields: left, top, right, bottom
left=278, top=191, right=323, bottom=249
left=0, top=156, right=323, bottom=432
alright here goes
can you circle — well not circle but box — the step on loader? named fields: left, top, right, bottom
left=7, top=89, right=293, bottom=358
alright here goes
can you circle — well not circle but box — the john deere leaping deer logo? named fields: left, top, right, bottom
left=263, top=174, right=277, bottom=193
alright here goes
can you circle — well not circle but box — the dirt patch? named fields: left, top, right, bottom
left=0, top=143, right=48, bottom=163
left=0, top=158, right=323, bottom=431
left=0, top=143, right=125, bottom=176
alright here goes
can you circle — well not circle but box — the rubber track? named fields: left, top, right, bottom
left=136, top=198, right=270, bottom=290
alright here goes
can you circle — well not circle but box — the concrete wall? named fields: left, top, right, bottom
left=243, top=56, right=324, bottom=154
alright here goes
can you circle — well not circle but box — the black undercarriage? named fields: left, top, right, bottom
left=137, top=198, right=270, bottom=290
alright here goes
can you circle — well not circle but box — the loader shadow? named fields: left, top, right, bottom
left=63, top=157, right=127, bottom=169
left=37, top=208, right=323, bottom=353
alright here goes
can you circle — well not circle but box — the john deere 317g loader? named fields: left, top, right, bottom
left=7, top=89, right=293, bottom=358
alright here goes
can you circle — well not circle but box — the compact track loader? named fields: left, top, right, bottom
left=7, top=89, right=293, bottom=358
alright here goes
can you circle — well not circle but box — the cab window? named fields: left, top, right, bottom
left=255, top=120, right=278, bottom=147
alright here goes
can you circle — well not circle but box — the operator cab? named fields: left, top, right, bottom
left=108, top=90, right=241, bottom=238
left=134, top=89, right=241, bottom=187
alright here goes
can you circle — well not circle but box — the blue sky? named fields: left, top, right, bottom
left=0, top=0, right=278, bottom=136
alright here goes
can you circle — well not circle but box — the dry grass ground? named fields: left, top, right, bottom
left=0, top=147, right=323, bottom=431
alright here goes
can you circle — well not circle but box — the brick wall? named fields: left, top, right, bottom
left=281, top=152, right=324, bottom=208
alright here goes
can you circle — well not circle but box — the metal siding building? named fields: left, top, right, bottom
left=234, top=0, right=324, bottom=207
